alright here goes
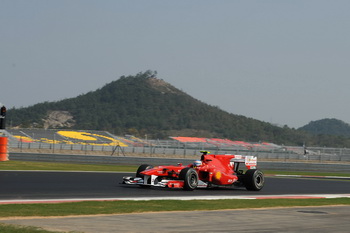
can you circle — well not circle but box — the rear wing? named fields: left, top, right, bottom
left=230, top=155, right=257, bottom=169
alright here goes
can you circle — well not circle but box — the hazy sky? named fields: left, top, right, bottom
left=2, top=0, right=350, bottom=128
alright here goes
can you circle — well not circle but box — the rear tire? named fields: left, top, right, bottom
left=179, top=168, right=198, bottom=191
left=244, top=169, right=264, bottom=191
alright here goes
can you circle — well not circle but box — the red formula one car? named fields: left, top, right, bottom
left=122, top=151, right=264, bottom=191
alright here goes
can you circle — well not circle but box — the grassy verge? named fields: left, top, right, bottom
left=0, top=223, right=65, bottom=233
left=0, top=198, right=349, bottom=218
left=0, top=160, right=137, bottom=172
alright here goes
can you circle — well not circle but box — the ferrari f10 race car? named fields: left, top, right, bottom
left=122, top=151, right=264, bottom=191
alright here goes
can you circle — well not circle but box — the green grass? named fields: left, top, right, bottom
left=0, top=198, right=349, bottom=218
left=0, top=223, right=67, bottom=233
left=0, top=160, right=137, bottom=172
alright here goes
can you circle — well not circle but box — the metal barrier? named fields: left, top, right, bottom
left=6, top=129, right=350, bottom=162
left=8, top=140, right=350, bottom=162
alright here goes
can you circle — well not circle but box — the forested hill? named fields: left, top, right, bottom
left=6, top=71, right=350, bottom=147
left=299, top=118, right=350, bottom=137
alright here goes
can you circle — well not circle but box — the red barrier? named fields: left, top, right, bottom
left=0, top=137, right=8, bottom=161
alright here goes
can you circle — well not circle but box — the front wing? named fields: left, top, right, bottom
left=122, top=175, right=208, bottom=188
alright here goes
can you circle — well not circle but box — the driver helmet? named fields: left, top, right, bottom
left=193, top=160, right=202, bottom=168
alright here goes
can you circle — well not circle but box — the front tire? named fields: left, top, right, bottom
left=136, top=164, right=153, bottom=178
left=136, top=164, right=153, bottom=188
left=179, top=168, right=198, bottom=191
left=244, top=169, right=264, bottom=191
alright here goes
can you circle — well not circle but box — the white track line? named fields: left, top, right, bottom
left=272, top=174, right=350, bottom=179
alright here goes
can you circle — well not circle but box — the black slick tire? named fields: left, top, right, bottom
left=136, top=164, right=153, bottom=178
left=179, top=167, right=198, bottom=191
left=244, top=169, right=264, bottom=191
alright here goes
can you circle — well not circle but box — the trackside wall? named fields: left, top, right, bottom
left=8, top=152, right=350, bottom=173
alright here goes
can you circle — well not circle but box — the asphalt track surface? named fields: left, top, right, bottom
left=0, top=171, right=350, bottom=201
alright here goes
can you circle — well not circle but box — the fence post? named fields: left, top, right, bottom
left=52, top=133, right=55, bottom=154
left=20, top=136, right=23, bottom=152
left=184, top=143, right=186, bottom=158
